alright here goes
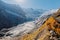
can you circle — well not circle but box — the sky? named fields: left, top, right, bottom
left=2, top=0, right=60, bottom=9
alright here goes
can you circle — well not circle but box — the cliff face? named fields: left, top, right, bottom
left=19, top=9, right=60, bottom=40
left=52, top=9, right=60, bottom=35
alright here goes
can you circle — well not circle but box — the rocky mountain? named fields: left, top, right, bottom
left=0, top=0, right=60, bottom=40
left=19, top=9, right=60, bottom=40
left=0, top=9, right=57, bottom=37
left=0, top=9, right=59, bottom=40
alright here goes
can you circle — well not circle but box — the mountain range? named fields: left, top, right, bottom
left=0, top=0, right=47, bottom=30
left=0, top=0, right=27, bottom=30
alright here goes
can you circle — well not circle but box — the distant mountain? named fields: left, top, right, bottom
left=23, top=8, right=47, bottom=20
left=0, top=0, right=48, bottom=30
left=0, top=0, right=27, bottom=30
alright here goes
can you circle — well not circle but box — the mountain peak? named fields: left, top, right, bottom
left=53, top=9, right=60, bottom=17
left=57, top=9, right=60, bottom=13
left=52, top=9, right=60, bottom=23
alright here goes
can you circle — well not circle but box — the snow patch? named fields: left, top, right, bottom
left=5, top=21, right=36, bottom=37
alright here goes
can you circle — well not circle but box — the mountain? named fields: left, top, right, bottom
left=18, top=9, right=59, bottom=40
left=23, top=8, right=47, bottom=20
left=1, top=10, right=60, bottom=40
left=35, top=9, right=58, bottom=27
left=0, top=9, right=59, bottom=40
left=0, top=0, right=48, bottom=30
left=0, top=0, right=27, bottom=30
left=0, top=9, right=57, bottom=37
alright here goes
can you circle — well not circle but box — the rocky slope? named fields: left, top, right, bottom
left=0, top=9, right=59, bottom=40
